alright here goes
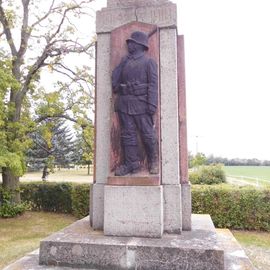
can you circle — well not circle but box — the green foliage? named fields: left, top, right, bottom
left=20, top=182, right=73, bottom=213
left=192, top=185, right=270, bottom=231
left=189, top=164, right=226, bottom=185
left=18, top=182, right=270, bottom=231
left=0, top=0, right=95, bottom=202
left=0, top=186, right=28, bottom=218
left=71, top=184, right=90, bottom=218
left=20, top=182, right=90, bottom=218
left=190, top=152, right=207, bottom=168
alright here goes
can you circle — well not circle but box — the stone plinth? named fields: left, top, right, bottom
left=4, top=224, right=255, bottom=270
left=37, top=215, right=229, bottom=270
left=104, top=185, right=163, bottom=238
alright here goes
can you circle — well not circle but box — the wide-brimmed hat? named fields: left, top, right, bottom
left=126, top=31, right=149, bottom=50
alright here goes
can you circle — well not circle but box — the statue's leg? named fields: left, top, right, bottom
left=115, top=113, right=140, bottom=176
left=134, top=114, right=159, bottom=174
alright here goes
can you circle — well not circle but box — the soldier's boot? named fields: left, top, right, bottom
left=115, top=146, right=140, bottom=176
left=145, top=141, right=159, bottom=174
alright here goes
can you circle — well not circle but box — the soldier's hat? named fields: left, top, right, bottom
left=126, top=31, right=149, bottom=50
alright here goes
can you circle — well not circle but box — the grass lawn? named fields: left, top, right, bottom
left=224, top=166, right=270, bottom=181
left=232, top=230, right=270, bottom=270
left=0, top=211, right=77, bottom=269
left=0, top=168, right=93, bottom=184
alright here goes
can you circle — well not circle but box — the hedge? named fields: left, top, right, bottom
left=19, top=182, right=270, bottom=231
left=189, top=164, right=226, bottom=185
left=20, top=182, right=90, bottom=219
left=192, top=184, right=270, bottom=231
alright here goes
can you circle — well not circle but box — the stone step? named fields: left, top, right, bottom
left=3, top=215, right=255, bottom=270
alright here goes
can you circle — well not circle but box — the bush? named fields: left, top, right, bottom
left=20, top=182, right=90, bottom=218
left=189, top=164, right=226, bottom=185
left=192, top=184, right=270, bottom=231
left=18, top=182, right=270, bottom=231
left=20, top=182, right=73, bottom=213
left=71, top=184, right=90, bottom=218
left=0, top=186, right=28, bottom=218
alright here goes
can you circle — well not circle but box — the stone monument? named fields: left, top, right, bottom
left=91, top=0, right=192, bottom=238
left=10, top=1, right=253, bottom=270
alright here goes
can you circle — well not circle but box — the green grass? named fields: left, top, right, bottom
left=0, top=211, right=77, bottom=269
left=232, top=230, right=270, bottom=248
left=224, top=166, right=270, bottom=186
left=224, top=166, right=270, bottom=180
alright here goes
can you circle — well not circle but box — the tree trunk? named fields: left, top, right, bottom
left=2, top=168, right=21, bottom=204
left=42, top=165, right=49, bottom=181
left=87, top=164, right=90, bottom=175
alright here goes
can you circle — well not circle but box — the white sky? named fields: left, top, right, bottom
left=88, top=0, right=270, bottom=160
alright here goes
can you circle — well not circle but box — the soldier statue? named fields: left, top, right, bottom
left=112, top=30, right=159, bottom=176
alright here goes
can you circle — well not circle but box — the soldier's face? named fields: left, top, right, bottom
left=127, top=40, right=136, bottom=54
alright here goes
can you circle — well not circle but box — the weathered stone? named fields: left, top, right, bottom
left=181, top=183, right=192, bottom=231
left=163, top=185, right=182, bottom=233
left=160, top=27, right=180, bottom=185
left=104, top=185, right=163, bottom=238
left=38, top=215, right=225, bottom=270
left=177, top=35, right=189, bottom=185
left=107, top=0, right=169, bottom=8
left=5, top=215, right=255, bottom=270
left=96, top=2, right=177, bottom=33
left=90, top=183, right=104, bottom=230
left=94, top=33, right=111, bottom=185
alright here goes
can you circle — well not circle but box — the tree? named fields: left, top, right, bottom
left=0, top=0, right=95, bottom=202
left=74, top=123, right=94, bottom=175
left=27, top=120, right=77, bottom=179
left=190, top=152, right=207, bottom=168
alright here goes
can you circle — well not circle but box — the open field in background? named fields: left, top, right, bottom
left=224, top=166, right=270, bottom=187
left=0, top=168, right=93, bottom=183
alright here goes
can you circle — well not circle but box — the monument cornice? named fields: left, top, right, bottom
left=96, top=1, right=177, bottom=33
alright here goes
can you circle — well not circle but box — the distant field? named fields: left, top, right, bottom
left=224, top=166, right=270, bottom=186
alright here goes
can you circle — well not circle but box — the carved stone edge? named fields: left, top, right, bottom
left=96, top=2, right=177, bottom=33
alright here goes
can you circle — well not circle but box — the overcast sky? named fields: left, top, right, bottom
left=94, top=0, right=270, bottom=160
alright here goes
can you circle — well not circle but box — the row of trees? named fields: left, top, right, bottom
left=0, top=0, right=95, bottom=203
left=189, top=153, right=270, bottom=168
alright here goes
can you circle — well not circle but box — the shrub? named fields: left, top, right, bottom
left=192, top=184, right=270, bottom=231
left=71, top=184, right=90, bottom=218
left=0, top=186, right=28, bottom=218
left=20, top=182, right=90, bottom=218
left=189, top=164, right=226, bottom=185
left=20, top=182, right=73, bottom=213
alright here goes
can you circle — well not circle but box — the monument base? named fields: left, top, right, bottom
left=104, top=185, right=163, bottom=238
left=3, top=215, right=254, bottom=270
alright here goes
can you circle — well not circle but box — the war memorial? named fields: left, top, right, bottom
left=4, top=0, right=255, bottom=269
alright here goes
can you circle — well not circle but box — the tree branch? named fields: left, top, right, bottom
left=0, top=0, right=17, bottom=56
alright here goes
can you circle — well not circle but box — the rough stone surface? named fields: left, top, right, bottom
left=160, top=28, right=180, bottom=185
left=107, top=0, right=169, bottom=7
left=181, top=183, right=192, bottom=231
left=90, top=183, right=104, bottom=230
left=5, top=215, right=254, bottom=270
left=177, top=35, right=189, bottom=185
left=94, top=33, right=111, bottom=185
left=163, top=185, right=182, bottom=233
left=96, top=2, right=177, bottom=33
left=104, top=185, right=163, bottom=238
left=39, top=215, right=225, bottom=269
